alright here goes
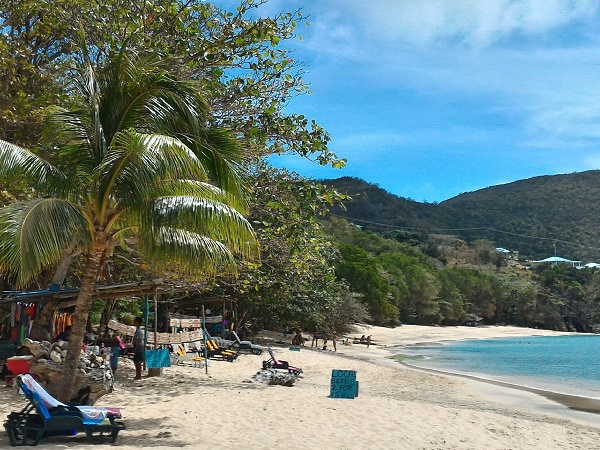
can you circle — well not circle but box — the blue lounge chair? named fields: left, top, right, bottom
left=3, top=375, right=125, bottom=446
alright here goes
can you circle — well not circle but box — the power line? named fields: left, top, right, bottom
left=329, top=213, right=600, bottom=252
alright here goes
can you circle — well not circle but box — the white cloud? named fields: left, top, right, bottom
left=324, top=0, right=600, bottom=48
left=583, top=154, right=600, bottom=168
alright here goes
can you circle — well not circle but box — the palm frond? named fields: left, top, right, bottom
left=96, top=131, right=208, bottom=214
left=142, top=196, right=258, bottom=259
left=139, top=228, right=239, bottom=278
left=150, top=180, right=247, bottom=210
left=0, top=140, right=69, bottom=194
left=43, top=107, right=97, bottom=181
left=76, top=47, right=108, bottom=166
left=189, top=128, right=248, bottom=211
left=0, top=198, right=91, bottom=287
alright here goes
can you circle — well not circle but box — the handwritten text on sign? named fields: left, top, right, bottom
left=330, top=369, right=359, bottom=399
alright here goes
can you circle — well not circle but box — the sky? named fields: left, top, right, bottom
left=237, top=1, right=600, bottom=203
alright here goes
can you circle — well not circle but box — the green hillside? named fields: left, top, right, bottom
left=324, top=172, right=600, bottom=262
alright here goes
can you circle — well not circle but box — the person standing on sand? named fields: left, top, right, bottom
left=366, top=335, right=371, bottom=348
left=133, top=317, right=144, bottom=380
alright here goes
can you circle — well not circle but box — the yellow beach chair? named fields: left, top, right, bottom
left=172, top=344, right=206, bottom=367
left=205, top=339, right=238, bottom=362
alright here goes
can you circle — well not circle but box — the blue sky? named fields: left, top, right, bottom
left=243, top=1, right=600, bottom=202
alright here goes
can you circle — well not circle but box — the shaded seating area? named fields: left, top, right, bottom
left=262, top=348, right=302, bottom=375
left=3, top=374, right=125, bottom=446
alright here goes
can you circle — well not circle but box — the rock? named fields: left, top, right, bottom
left=22, top=339, right=51, bottom=359
left=31, top=360, right=114, bottom=405
left=21, top=338, right=115, bottom=405
left=50, top=350, right=62, bottom=363
left=252, top=369, right=299, bottom=387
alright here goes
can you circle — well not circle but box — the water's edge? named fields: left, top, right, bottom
left=401, top=359, right=600, bottom=414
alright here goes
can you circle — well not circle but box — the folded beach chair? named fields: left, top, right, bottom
left=205, top=339, right=238, bottom=362
left=262, top=348, right=302, bottom=375
left=3, top=374, right=125, bottom=446
left=231, top=331, right=263, bottom=355
left=171, top=344, right=206, bottom=368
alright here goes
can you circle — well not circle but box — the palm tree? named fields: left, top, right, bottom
left=0, top=47, right=258, bottom=401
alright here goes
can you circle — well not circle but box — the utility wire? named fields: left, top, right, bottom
left=328, top=213, right=600, bottom=252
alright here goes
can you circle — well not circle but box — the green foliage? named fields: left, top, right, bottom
left=0, top=0, right=344, bottom=168
left=335, top=243, right=397, bottom=325
left=200, top=164, right=354, bottom=333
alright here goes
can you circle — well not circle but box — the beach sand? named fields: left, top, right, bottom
left=2, top=324, right=600, bottom=449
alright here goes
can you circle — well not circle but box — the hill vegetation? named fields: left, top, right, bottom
left=325, top=216, right=600, bottom=333
left=325, top=172, right=600, bottom=262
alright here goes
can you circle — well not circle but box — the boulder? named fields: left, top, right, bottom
left=21, top=339, right=50, bottom=360
left=252, top=369, right=299, bottom=387
left=19, top=338, right=115, bottom=405
left=31, top=358, right=114, bottom=405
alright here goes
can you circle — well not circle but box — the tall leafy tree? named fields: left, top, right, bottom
left=0, top=0, right=345, bottom=168
left=0, top=46, right=257, bottom=400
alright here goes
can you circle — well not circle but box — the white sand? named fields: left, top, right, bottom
left=2, top=325, right=600, bottom=449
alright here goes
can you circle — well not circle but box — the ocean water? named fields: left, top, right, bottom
left=399, top=335, right=600, bottom=398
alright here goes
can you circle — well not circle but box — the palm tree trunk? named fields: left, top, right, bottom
left=29, top=299, right=59, bottom=341
left=56, top=238, right=106, bottom=402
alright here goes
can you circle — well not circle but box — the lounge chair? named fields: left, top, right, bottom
left=262, top=348, right=302, bottom=375
left=171, top=344, right=206, bottom=368
left=231, top=331, right=263, bottom=355
left=4, top=374, right=125, bottom=446
left=205, top=339, right=238, bottom=362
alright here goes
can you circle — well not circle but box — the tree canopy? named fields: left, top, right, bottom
left=0, top=44, right=258, bottom=400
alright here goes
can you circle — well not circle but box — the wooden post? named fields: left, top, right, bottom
left=153, top=287, right=158, bottom=349
left=148, top=288, right=162, bottom=377
left=202, top=305, right=208, bottom=375
left=143, top=295, right=148, bottom=371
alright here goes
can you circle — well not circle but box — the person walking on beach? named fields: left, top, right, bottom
left=366, top=335, right=372, bottom=349
left=133, top=317, right=144, bottom=380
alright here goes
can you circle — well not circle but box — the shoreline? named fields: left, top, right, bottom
left=401, top=360, right=600, bottom=414
left=345, top=324, right=600, bottom=426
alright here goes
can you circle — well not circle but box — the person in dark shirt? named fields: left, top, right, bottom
left=133, top=317, right=144, bottom=380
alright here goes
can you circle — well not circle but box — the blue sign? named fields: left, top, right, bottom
left=289, top=346, right=301, bottom=351
left=330, top=369, right=359, bottom=399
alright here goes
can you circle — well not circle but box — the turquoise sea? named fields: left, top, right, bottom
left=399, top=335, right=600, bottom=399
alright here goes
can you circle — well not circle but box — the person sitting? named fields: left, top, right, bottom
left=55, top=325, right=71, bottom=342
left=292, top=331, right=304, bottom=346
left=359, top=334, right=367, bottom=344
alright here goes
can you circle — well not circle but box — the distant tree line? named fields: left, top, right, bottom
left=326, top=216, right=600, bottom=332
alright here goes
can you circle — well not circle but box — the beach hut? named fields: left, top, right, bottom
left=531, top=256, right=582, bottom=268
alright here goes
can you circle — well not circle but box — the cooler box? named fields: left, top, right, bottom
left=7, top=355, right=34, bottom=375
